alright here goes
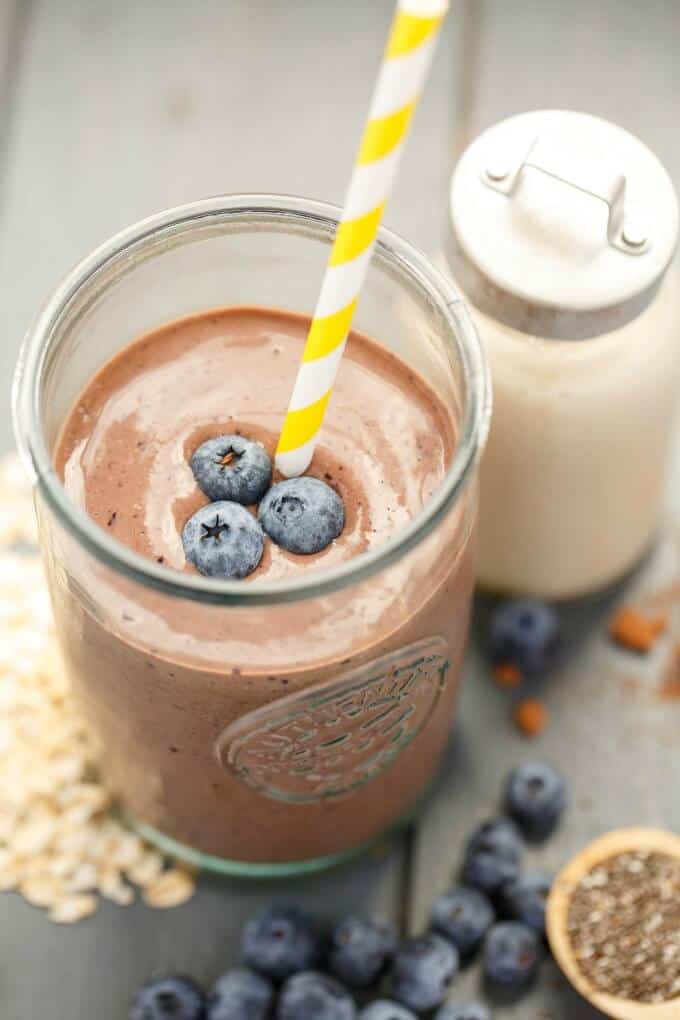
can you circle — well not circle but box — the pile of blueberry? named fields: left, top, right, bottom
left=182, top=435, right=345, bottom=578
left=130, top=762, right=567, bottom=1020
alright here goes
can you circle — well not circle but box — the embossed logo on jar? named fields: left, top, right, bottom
left=215, top=637, right=450, bottom=803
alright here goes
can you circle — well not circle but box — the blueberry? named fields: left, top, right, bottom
left=242, top=906, right=320, bottom=982
left=390, top=933, right=459, bottom=1012
left=258, top=477, right=344, bottom=554
left=329, top=916, right=397, bottom=989
left=207, top=969, right=274, bottom=1020
left=360, top=1001, right=417, bottom=1020
left=483, top=922, right=541, bottom=990
left=462, top=849, right=520, bottom=897
left=461, top=819, right=522, bottom=896
left=504, top=762, right=567, bottom=839
left=466, top=818, right=523, bottom=863
left=430, top=885, right=495, bottom=959
left=182, top=501, right=264, bottom=579
left=191, top=435, right=272, bottom=505
left=129, top=976, right=206, bottom=1020
left=499, top=872, right=552, bottom=936
left=489, top=600, right=560, bottom=677
left=277, top=971, right=355, bottom=1020
left=435, top=1004, right=490, bottom=1020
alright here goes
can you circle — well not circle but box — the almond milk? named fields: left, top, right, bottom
left=446, top=110, right=680, bottom=598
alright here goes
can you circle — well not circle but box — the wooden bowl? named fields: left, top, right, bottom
left=546, top=828, right=680, bottom=1020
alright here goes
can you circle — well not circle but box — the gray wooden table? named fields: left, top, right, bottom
left=0, top=3, right=678, bottom=1017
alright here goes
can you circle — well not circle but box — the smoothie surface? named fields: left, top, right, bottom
left=56, top=306, right=455, bottom=580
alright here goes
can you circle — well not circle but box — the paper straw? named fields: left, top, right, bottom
left=275, top=0, right=450, bottom=477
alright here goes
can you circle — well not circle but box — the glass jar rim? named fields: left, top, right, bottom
left=13, top=194, right=491, bottom=606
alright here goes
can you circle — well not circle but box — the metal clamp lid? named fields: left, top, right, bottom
left=483, top=135, right=650, bottom=255
left=448, top=111, right=679, bottom=339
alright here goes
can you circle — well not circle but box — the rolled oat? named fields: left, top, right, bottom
left=142, top=868, right=196, bottom=909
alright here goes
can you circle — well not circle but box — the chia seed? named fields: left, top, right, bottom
left=567, top=851, right=680, bottom=1003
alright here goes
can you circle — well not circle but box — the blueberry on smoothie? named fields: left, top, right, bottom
left=129, top=976, right=206, bottom=1020
left=504, top=762, right=567, bottom=839
left=499, top=872, right=552, bottom=936
left=182, top=501, right=264, bottom=579
left=277, top=972, right=356, bottom=1020
left=360, top=1001, right=417, bottom=1020
left=242, top=906, right=320, bottom=982
left=489, top=600, right=560, bottom=678
left=430, top=885, right=495, bottom=959
left=207, top=969, right=273, bottom=1020
left=435, top=1004, right=490, bottom=1020
left=258, top=477, right=344, bottom=554
left=390, top=934, right=459, bottom=1012
left=191, top=435, right=272, bottom=505
left=329, top=916, right=398, bottom=988
left=483, top=922, right=541, bottom=990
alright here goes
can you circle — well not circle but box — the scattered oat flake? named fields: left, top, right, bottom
left=513, top=698, right=549, bottom=738
left=0, top=453, right=198, bottom=923
left=126, top=850, right=164, bottom=887
left=0, top=867, right=18, bottom=891
left=143, top=869, right=196, bottom=908
left=20, top=876, right=64, bottom=908
left=65, top=862, right=98, bottom=893
left=49, top=894, right=98, bottom=924
left=11, top=812, right=57, bottom=856
left=99, top=870, right=135, bottom=906
left=110, top=831, right=145, bottom=869
left=609, top=607, right=668, bottom=653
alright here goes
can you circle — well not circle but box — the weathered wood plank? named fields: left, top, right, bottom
left=461, top=0, right=680, bottom=182
left=0, top=0, right=457, bottom=452
left=0, top=1, right=28, bottom=232
left=0, top=2, right=23, bottom=139
left=411, top=4, right=680, bottom=1017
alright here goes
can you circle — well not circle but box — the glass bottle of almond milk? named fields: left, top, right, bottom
left=444, top=110, right=680, bottom=600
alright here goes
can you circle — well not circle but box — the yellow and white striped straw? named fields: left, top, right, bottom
left=275, top=0, right=450, bottom=477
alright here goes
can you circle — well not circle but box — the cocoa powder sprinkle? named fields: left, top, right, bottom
left=567, top=851, right=680, bottom=1003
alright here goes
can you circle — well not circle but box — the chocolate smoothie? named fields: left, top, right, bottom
left=51, top=306, right=475, bottom=864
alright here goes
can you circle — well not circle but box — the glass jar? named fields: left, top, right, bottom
left=446, top=110, right=680, bottom=599
left=13, top=195, right=490, bottom=876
